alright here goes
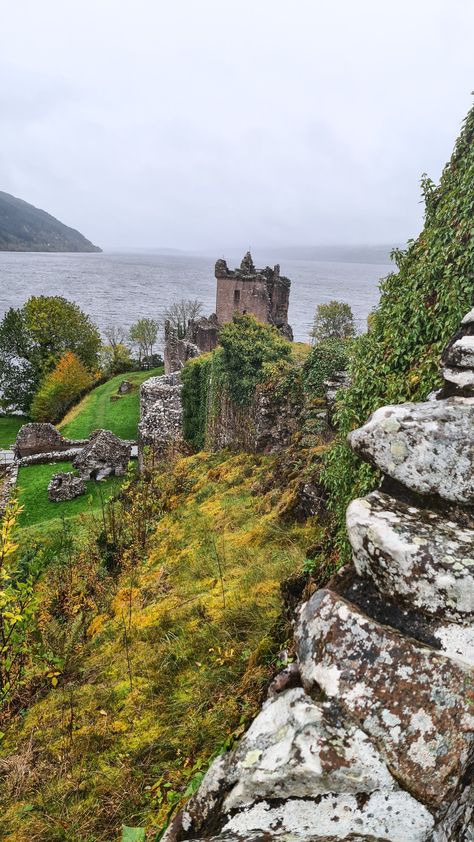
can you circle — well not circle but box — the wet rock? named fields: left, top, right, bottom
left=296, top=589, right=474, bottom=808
left=73, top=429, right=131, bottom=480
left=348, top=398, right=474, bottom=502
left=48, top=471, right=86, bottom=502
left=347, top=490, right=474, bottom=624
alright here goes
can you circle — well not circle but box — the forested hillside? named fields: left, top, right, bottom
left=0, top=191, right=101, bottom=252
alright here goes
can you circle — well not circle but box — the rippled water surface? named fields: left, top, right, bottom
left=0, top=250, right=392, bottom=347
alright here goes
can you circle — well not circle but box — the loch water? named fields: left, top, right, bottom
left=0, top=249, right=393, bottom=346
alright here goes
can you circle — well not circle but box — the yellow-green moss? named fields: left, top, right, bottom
left=0, top=451, right=320, bottom=841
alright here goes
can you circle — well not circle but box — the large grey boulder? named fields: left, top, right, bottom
left=347, top=490, right=474, bottom=623
left=348, top=398, right=474, bottom=502
left=296, top=588, right=474, bottom=808
left=163, top=688, right=434, bottom=842
left=73, top=429, right=131, bottom=480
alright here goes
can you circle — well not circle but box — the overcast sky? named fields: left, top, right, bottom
left=1, top=0, right=474, bottom=251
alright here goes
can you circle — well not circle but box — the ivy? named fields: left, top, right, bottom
left=322, top=102, right=474, bottom=557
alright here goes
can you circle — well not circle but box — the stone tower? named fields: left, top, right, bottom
left=215, top=251, right=293, bottom=340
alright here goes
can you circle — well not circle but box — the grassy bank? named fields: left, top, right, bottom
left=59, top=368, right=163, bottom=440
left=0, top=416, right=26, bottom=449
left=0, top=450, right=321, bottom=841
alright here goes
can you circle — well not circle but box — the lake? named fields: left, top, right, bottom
left=0, top=248, right=394, bottom=347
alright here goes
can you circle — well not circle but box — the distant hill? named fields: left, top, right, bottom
left=0, top=191, right=101, bottom=252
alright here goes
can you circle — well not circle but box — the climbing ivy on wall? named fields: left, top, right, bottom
left=322, top=102, right=474, bottom=556
left=181, top=315, right=293, bottom=449
left=181, top=353, right=212, bottom=450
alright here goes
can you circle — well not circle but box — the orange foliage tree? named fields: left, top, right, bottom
left=30, top=351, right=96, bottom=422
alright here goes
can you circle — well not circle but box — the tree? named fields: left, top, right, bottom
left=0, top=297, right=101, bottom=412
left=30, top=352, right=95, bottom=422
left=100, top=343, right=133, bottom=376
left=104, top=324, right=129, bottom=350
left=311, top=300, right=355, bottom=344
left=129, top=318, right=159, bottom=368
left=164, top=299, right=203, bottom=340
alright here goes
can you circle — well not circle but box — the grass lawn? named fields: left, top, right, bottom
left=0, top=415, right=26, bottom=449
left=58, top=367, right=163, bottom=441
left=17, top=461, right=127, bottom=531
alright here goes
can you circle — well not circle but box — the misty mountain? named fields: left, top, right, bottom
left=0, top=191, right=101, bottom=252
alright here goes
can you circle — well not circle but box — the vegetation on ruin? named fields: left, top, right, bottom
left=0, top=449, right=321, bottom=841
left=322, top=103, right=474, bottom=557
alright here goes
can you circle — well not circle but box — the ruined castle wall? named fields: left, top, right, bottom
left=216, top=278, right=271, bottom=326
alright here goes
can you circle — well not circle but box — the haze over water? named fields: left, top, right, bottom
left=0, top=248, right=393, bottom=347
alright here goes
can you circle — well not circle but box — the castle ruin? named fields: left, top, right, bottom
left=163, top=251, right=293, bottom=375
left=215, top=251, right=293, bottom=339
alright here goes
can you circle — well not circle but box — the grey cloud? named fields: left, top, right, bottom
left=1, top=0, right=474, bottom=250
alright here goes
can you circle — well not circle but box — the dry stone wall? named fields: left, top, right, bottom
left=138, top=373, right=183, bottom=468
left=162, top=310, right=474, bottom=842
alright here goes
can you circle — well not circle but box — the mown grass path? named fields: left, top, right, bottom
left=59, top=367, right=163, bottom=440
left=0, top=415, right=26, bottom=448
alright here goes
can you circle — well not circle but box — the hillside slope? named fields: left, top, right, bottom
left=0, top=191, right=101, bottom=252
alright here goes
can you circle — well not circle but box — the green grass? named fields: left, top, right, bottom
left=59, top=368, right=163, bottom=440
left=0, top=415, right=26, bottom=448
left=17, top=462, right=126, bottom=530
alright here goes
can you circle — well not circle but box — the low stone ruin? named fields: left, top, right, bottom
left=118, top=380, right=133, bottom=394
left=48, top=471, right=86, bottom=502
left=164, top=315, right=219, bottom=376
left=13, top=422, right=87, bottom=459
left=138, top=373, right=183, bottom=468
left=162, top=310, right=474, bottom=842
left=73, top=429, right=132, bottom=480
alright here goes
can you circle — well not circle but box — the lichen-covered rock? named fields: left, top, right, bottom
left=48, top=471, right=86, bottom=502
left=163, top=689, right=434, bottom=842
left=347, top=490, right=474, bottom=623
left=215, top=793, right=434, bottom=842
left=296, top=589, right=474, bottom=808
left=348, top=398, right=474, bottom=502
left=73, top=429, right=131, bottom=480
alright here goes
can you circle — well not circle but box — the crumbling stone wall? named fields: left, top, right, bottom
left=13, top=423, right=88, bottom=459
left=164, top=316, right=219, bottom=376
left=215, top=251, right=293, bottom=340
left=138, top=372, right=183, bottom=468
left=162, top=310, right=474, bottom=842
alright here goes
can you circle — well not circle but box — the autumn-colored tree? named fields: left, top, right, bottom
left=30, top=351, right=95, bottom=422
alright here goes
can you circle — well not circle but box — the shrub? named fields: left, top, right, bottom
left=218, top=315, right=292, bottom=405
left=303, top=338, right=351, bottom=397
left=31, top=352, right=95, bottom=422
left=310, top=300, right=355, bottom=343
left=181, top=353, right=212, bottom=450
